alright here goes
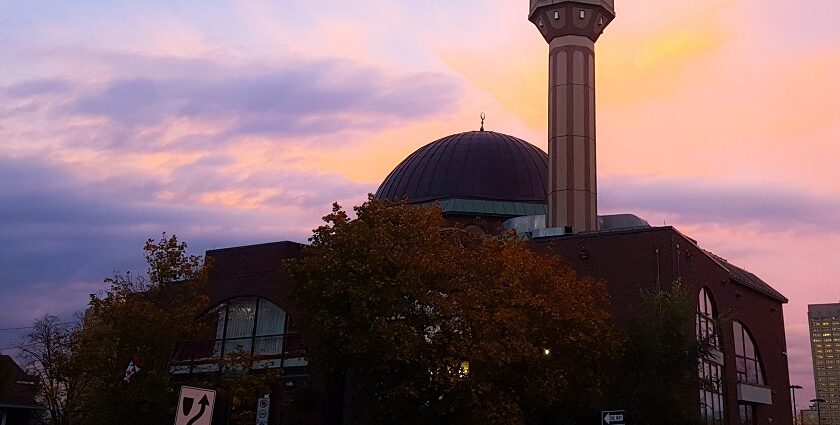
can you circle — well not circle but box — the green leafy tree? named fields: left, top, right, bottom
left=286, top=197, right=621, bottom=425
left=613, top=281, right=713, bottom=425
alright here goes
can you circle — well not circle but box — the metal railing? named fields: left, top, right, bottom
left=171, top=332, right=305, bottom=373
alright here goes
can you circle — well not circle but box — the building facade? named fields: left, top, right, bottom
left=0, top=355, right=44, bottom=425
left=808, top=303, right=840, bottom=424
left=169, top=1, right=794, bottom=424
left=530, top=228, right=791, bottom=424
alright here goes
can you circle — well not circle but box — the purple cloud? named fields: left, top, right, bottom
left=0, top=154, right=373, bottom=334
left=3, top=78, right=72, bottom=97
left=0, top=46, right=459, bottom=338
left=600, top=176, right=840, bottom=233
left=33, top=56, right=463, bottom=148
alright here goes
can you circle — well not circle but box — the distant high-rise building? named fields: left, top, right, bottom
left=809, top=303, right=840, bottom=425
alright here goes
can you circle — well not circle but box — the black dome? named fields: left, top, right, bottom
left=375, top=131, right=548, bottom=205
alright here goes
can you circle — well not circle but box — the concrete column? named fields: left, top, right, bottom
left=547, top=35, right=597, bottom=231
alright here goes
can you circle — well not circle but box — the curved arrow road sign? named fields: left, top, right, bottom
left=175, top=386, right=216, bottom=425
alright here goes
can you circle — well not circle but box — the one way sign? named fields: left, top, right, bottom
left=601, top=410, right=625, bottom=425
left=175, top=386, right=216, bottom=425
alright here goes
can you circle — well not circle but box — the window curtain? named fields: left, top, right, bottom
left=223, top=298, right=256, bottom=355
left=255, top=301, right=286, bottom=356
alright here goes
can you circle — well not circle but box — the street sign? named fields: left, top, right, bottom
left=601, top=410, right=626, bottom=425
left=175, top=386, right=216, bottom=425
left=256, top=394, right=270, bottom=425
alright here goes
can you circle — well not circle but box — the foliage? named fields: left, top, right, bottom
left=613, top=281, right=711, bottom=425
left=19, top=316, right=83, bottom=425
left=20, top=233, right=211, bottom=425
left=286, top=196, right=620, bottom=425
left=190, top=347, right=285, bottom=425
left=71, top=233, right=210, bottom=425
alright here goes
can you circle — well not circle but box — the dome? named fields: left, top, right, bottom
left=375, top=131, right=548, bottom=216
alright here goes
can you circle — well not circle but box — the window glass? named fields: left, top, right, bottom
left=744, top=335, right=755, bottom=359
left=225, top=298, right=257, bottom=339
left=697, top=288, right=719, bottom=348
left=734, top=321, right=765, bottom=386
left=256, top=300, right=286, bottom=336
left=739, top=404, right=756, bottom=425
left=698, top=288, right=724, bottom=425
left=734, top=322, right=744, bottom=353
left=254, top=300, right=286, bottom=356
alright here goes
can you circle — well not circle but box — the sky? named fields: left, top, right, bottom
left=1, top=0, right=839, bottom=408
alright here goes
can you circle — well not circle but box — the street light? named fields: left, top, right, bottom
left=811, top=398, right=827, bottom=425
left=791, top=385, right=803, bottom=424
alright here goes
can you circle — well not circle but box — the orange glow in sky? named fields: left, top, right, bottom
left=1, top=0, right=839, bottom=405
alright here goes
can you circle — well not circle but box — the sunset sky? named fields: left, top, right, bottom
left=1, top=0, right=839, bottom=406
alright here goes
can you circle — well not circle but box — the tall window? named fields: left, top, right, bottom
left=698, top=288, right=725, bottom=425
left=733, top=321, right=765, bottom=386
left=697, top=288, right=719, bottom=349
left=739, top=404, right=755, bottom=425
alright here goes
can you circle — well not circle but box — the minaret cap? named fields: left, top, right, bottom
left=528, top=0, right=615, bottom=19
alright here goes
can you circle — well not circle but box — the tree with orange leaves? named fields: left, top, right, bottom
left=287, top=197, right=620, bottom=425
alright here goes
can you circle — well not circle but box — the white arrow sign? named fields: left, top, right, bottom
left=175, top=386, right=216, bottom=425
left=602, top=410, right=625, bottom=425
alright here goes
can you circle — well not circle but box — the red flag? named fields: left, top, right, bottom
left=123, top=352, right=145, bottom=383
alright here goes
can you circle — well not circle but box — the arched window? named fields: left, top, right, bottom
left=206, top=297, right=287, bottom=358
left=697, top=288, right=725, bottom=425
left=173, top=297, right=305, bottom=373
left=733, top=321, right=765, bottom=386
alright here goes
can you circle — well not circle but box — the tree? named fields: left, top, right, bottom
left=21, top=233, right=290, bottom=425
left=68, top=233, right=210, bottom=425
left=18, top=315, right=83, bottom=425
left=613, top=281, right=712, bottom=425
left=286, top=197, right=621, bottom=425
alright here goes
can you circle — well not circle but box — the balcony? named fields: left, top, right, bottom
left=170, top=331, right=307, bottom=374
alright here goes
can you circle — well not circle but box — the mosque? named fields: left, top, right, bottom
left=171, top=1, right=793, bottom=424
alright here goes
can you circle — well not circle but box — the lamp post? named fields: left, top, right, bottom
left=811, top=398, right=827, bottom=425
left=791, top=385, right=803, bottom=424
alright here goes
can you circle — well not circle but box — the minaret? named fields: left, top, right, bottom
left=529, top=0, right=614, bottom=233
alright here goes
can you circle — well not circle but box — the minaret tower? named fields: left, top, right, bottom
left=529, top=0, right=615, bottom=233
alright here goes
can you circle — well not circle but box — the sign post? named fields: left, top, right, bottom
left=256, top=394, right=270, bottom=425
left=174, top=386, right=216, bottom=425
left=601, top=410, right=626, bottom=425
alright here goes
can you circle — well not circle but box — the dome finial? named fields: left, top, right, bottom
left=480, top=112, right=486, bottom=131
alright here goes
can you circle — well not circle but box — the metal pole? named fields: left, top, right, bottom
left=817, top=400, right=821, bottom=425
left=791, top=385, right=803, bottom=425
left=811, top=399, right=826, bottom=425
